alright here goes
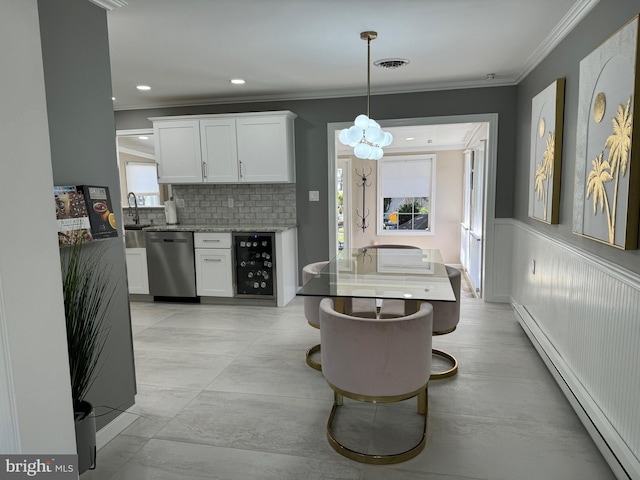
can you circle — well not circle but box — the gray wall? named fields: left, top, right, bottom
left=39, top=0, right=136, bottom=429
left=0, top=0, right=76, bottom=453
left=515, top=0, right=640, bottom=274
left=115, top=87, right=517, bottom=271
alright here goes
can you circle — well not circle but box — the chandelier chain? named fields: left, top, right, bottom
left=367, top=35, right=371, bottom=117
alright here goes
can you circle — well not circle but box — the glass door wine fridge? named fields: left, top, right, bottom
left=233, top=232, right=276, bottom=299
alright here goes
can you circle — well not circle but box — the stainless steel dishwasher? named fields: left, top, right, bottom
left=146, top=231, right=197, bottom=298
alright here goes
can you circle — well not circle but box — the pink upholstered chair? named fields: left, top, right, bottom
left=302, top=261, right=328, bottom=370
left=430, top=265, right=461, bottom=379
left=319, top=298, right=433, bottom=464
left=380, top=265, right=461, bottom=379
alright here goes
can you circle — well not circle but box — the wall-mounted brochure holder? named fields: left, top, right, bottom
left=54, top=185, right=118, bottom=247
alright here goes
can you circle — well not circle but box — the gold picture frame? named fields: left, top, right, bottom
left=572, top=15, right=640, bottom=250
left=529, top=78, right=565, bottom=224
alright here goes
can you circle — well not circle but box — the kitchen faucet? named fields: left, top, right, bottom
left=127, top=192, right=140, bottom=224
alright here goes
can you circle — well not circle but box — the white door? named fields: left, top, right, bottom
left=337, top=158, right=351, bottom=253
left=468, top=140, right=486, bottom=296
left=195, top=249, right=233, bottom=297
left=236, top=116, right=288, bottom=182
left=154, top=120, right=203, bottom=183
left=200, top=118, right=239, bottom=183
left=461, top=149, right=473, bottom=271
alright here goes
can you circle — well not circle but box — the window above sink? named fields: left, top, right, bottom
left=116, top=129, right=169, bottom=208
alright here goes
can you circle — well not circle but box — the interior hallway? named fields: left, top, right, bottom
left=83, top=296, right=615, bottom=480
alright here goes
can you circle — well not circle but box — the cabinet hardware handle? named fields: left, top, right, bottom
left=239, top=160, right=243, bottom=178
left=203, top=239, right=220, bottom=242
left=202, top=161, right=208, bottom=178
left=204, top=258, right=222, bottom=262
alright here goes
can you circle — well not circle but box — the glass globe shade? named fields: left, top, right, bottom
left=354, top=143, right=372, bottom=159
left=354, top=114, right=370, bottom=129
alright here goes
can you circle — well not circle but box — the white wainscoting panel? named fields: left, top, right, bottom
left=497, top=219, right=640, bottom=479
left=489, top=219, right=514, bottom=302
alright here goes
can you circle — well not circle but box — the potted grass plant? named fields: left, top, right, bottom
left=60, top=240, right=115, bottom=474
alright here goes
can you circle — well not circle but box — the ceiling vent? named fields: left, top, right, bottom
left=374, top=58, right=410, bottom=69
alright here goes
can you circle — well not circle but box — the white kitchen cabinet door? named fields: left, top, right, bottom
left=125, top=248, right=149, bottom=294
left=195, top=249, right=233, bottom=297
left=200, top=118, right=239, bottom=183
left=154, top=120, right=203, bottom=184
left=236, top=115, right=295, bottom=183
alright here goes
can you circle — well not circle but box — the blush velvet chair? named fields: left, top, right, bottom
left=302, top=261, right=329, bottom=371
left=302, top=260, right=378, bottom=370
left=429, top=265, right=461, bottom=379
left=380, top=265, right=461, bottom=379
left=319, top=298, right=433, bottom=464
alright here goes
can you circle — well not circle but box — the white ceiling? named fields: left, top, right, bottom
left=107, top=0, right=597, bottom=152
left=107, top=0, right=597, bottom=110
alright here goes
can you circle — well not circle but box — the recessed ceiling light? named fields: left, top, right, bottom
left=138, top=136, right=149, bottom=140
left=136, top=85, right=151, bottom=91
left=405, top=137, right=415, bottom=141
left=112, top=97, right=116, bottom=101
left=230, top=79, right=245, bottom=85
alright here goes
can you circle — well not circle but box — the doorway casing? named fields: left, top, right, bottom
left=327, top=113, right=499, bottom=302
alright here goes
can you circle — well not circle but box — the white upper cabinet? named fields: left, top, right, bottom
left=200, top=118, right=238, bottom=183
left=154, top=120, right=203, bottom=183
left=151, top=111, right=296, bottom=184
left=236, top=115, right=294, bottom=183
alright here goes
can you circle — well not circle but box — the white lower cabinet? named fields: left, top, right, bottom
left=195, top=233, right=233, bottom=297
left=125, top=248, right=149, bottom=294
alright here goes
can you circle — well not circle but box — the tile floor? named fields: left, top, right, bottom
left=84, top=296, right=616, bottom=480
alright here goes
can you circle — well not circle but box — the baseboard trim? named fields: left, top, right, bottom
left=513, top=302, right=634, bottom=480
left=96, top=404, right=139, bottom=450
left=489, top=293, right=511, bottom=303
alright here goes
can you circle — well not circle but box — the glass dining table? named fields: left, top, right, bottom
left=297, top=247, right=455, bottom=312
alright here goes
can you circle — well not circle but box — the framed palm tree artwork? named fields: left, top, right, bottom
left=529, top=78, right=565, bottom=224
left=573, top=15, right=640, bottom=250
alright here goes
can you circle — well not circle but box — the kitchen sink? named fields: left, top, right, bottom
left=124, top=224, right=150, bottom=248
left=124, top=223, right=151, bottom=230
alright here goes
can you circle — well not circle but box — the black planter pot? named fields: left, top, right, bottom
left=74, top=400, right=96, bottom=474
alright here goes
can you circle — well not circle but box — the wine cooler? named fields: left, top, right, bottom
left=233, top=232, right=276, bottom=298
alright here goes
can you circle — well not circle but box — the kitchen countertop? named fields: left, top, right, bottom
left=139, top=224, right=297, bottom=233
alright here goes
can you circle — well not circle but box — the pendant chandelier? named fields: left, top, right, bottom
left=339, top=31, right=393, bottom=160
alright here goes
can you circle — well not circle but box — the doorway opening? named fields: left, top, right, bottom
left=327, top=114, right=498, bottom=300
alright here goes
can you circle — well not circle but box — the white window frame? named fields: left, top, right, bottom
left=125, top=161, right=160, bottom=197
left=377, top=154, right=436, bottom=236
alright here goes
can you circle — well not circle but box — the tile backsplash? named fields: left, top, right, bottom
left=123, top=183, right=297, bottom=226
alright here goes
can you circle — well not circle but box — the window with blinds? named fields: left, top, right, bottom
left=125, top=162, right=161, bottom=206
left=378, top=154, right=435, bottom=234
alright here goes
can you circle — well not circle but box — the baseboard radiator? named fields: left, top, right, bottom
left=495, top=219, right=640, bottom=480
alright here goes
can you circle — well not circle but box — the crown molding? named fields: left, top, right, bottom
left=513, top=0, right=600, bottom=82
left=112, top=81, right=514, bottom=111
left=88, top=0, right=127, bottom=10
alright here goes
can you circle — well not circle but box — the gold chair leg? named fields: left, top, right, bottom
left=326, top=391, right=428, bottom=464
left=417, top=387, right=427, bottom=414
left=305, top=344, right=322, bottom=371
left=430, top=348, right=458, bottom=380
